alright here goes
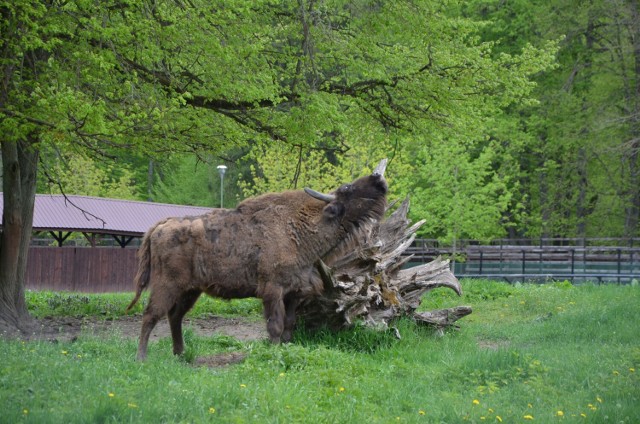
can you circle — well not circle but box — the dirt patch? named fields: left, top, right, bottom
left=477, top=339, right=510, bottom=350
left=15, top=315, right=267, bottom=343
left=194, top=351, right=248, bottom=368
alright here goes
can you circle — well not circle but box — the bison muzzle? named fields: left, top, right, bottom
left=126, top=159, right=388, bottom=360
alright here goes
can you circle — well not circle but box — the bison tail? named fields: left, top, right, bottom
left=125, top=231, right=152, bottom=313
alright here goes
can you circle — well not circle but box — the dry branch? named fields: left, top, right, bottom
left=297, top=197, right=472, bottom=335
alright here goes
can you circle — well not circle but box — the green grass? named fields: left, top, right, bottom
left=25, top=290, right=263, bottom=318
left=3, top=281, right=638, bottom=423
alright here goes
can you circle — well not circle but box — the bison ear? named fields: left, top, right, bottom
left=323, top=203, right=344, bottom=219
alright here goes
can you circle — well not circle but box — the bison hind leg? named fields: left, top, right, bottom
left=136, top=286, right=183, bottom=360
left=168, top=289, right=202, bottom=356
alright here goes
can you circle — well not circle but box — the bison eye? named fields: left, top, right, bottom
left=338, top=184, right=352, bottom=194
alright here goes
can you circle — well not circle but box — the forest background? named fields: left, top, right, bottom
left=2, top=0, right=639, bottom=244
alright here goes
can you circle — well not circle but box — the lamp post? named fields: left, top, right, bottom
left=216, top=165, right=227, bottom=208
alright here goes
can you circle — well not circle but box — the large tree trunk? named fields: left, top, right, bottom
left=624, top=0, right=640, bottom=238
left=298, top=197, right=471, bottom=335
left=0, top=137, right=39, bottom=336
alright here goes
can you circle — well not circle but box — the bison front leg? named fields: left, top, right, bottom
left=281, top=295, right=300, bottom=343
left=168, top=289, right=202, bottom=356
left=262, top=285, right=285, bottom=343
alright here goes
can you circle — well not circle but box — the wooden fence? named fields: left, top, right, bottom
left=25, top=247, right=138, bottom=293
left=25, top=242, right=640, bottom=293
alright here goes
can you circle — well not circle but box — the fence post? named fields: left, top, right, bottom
left=522, top=249, right=526, bottom=276
left=571, top=249, right=575, bottom=284
left=617, top=248, right=622, bottom=284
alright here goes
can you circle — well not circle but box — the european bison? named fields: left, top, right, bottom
left=126, top=159, right=388, bottom=360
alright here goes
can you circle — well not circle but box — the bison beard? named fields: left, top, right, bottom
left=126, top=160, right=389, bottom=360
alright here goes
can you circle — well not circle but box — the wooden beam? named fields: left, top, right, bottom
left=112, top=235, right=135, bottom=248
left=49, top=231, right=71, bottom=247
left=82, top=232, right=97, bottom=247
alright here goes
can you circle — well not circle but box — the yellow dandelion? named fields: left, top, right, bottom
left=76, top=354, right=82, bottom=358
left=630, top=368, right=636, bottom=373
left=61, top=350, right=68, bottom=355
left=419, top=410, right=425, bottom=415
left=279, top=372, right=285, bottom=377
left=588, top=404, right=597, bottom=411
left=613, top=370, right=620, bottom=375
left=528, top=403, right=533, bottom=408
left=496, top=416, right=502, bottom=423
left=23, top=409, right=28, bottom=415
left=596, top=396, right=603, bottom=403
left=128, top=403, right=138, bottom=408
left=488, top=408, right=494, bottom=413
left=108, top=392, right=115, bottom=398
left=339, top=387, right=345, bottom=393
left=209, top=407, right=216, bottom=414
left=580, top=413, right=587, bottom=418
left=240, top=384, right=247, bottom=388
left=480, top=417, right=486, bottom=420
left=556, top=410, right=564, bottom=417
left=473, top=399, right=480, bottom=406
left=523, top=414, right=534, bottom=420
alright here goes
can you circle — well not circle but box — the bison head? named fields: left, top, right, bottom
left=304, top=159, right=388, bottom=230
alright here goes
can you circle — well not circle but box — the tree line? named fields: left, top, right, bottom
left=4, top=1, right=637, bottom=243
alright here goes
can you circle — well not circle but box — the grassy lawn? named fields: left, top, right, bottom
left=1, top=280, right=638, bottom=423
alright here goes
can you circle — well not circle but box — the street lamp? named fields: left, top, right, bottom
left=216, top=165, right=227, bottom=208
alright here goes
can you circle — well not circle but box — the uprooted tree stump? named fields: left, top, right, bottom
left=297, top=197, right=472, bottom=336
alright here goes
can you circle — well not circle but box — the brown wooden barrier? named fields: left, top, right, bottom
left=25, top=246, right=138, bottom=293
left=25, top=242, right=640, bottom=293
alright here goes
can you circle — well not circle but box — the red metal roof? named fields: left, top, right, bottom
left=0, top=193, right=213, bottom=236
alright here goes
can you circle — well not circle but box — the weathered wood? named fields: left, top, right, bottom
left=414, top=306, right=473, bottom=335
left=297, top=197, right=471, bottom=334
left=25, top=247, right=137, bottom=292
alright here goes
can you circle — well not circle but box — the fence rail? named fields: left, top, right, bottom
left=405, top=241, right=640, bottom=283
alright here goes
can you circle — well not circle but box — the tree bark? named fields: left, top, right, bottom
left=297, top=197, right=471, bottom=335
left=624, top=0, right=640, bottom=238
left=0, top=137, right=39, bottom=336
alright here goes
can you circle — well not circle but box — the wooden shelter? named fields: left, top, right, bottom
left=0, top=194, right=212, bottom=292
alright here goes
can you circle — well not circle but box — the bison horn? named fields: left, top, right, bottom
left=372, top=158, right=387, bottom=177
left=304, top=188, right=336, bottom=203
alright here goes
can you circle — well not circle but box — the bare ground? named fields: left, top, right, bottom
left=23, top=315, right=268, bottom=343
left=0, top=315, right=267, bottom=367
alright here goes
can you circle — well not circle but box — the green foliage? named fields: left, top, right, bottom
left=2, top=0, right=637, bottom=241
left=152, top=155, right=217, bottom=207
left=235, top=1, right=559, bottom=242
left=38, top=151, right=140, bottom=199
left=462, top=0, right=640, bottom=238
left=4, top=283, right=639, bottom=423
